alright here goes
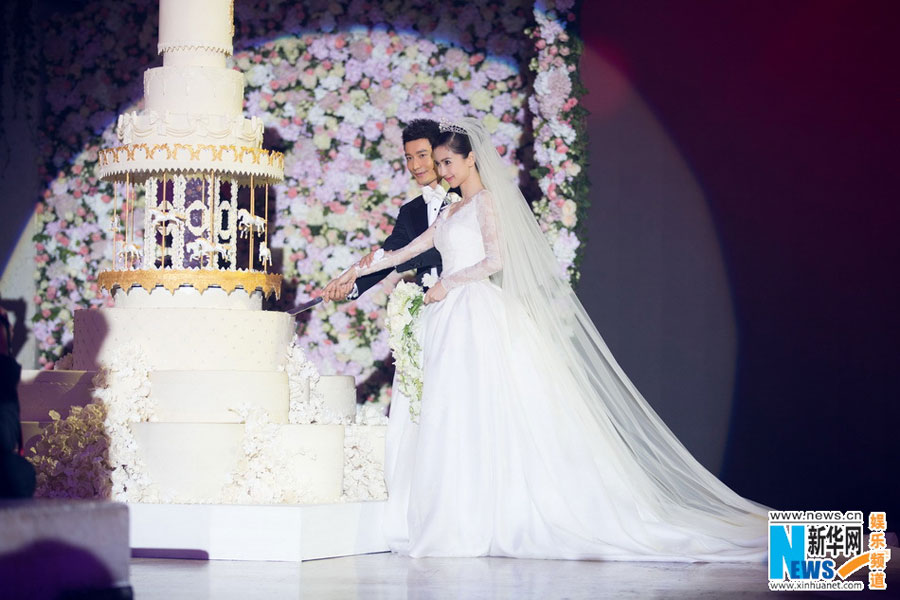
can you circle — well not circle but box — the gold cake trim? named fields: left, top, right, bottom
left=98, top=269, right=282, bottom=299
left=97, top=142, right=285, bottom=184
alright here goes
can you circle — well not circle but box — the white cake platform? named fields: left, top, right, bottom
left=130, top=500, right=389, bottom=562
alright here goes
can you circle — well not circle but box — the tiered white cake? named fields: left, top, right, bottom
left=24, top=0, right=387, bottom=506
left=69, top=287, right=381, bottom=504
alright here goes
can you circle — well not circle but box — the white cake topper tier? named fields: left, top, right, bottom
left=99, top=0, right=283, bottom=185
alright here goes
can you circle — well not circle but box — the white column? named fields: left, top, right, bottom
left=143, top=177, right=158, bottom=268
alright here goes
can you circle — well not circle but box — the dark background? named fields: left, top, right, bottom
left=577, top=0, right=899, bottom=521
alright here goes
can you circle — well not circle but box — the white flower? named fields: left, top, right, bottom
left=385, top=281, right=425, bottom=422
left=421, top=273, right=438, bottom=289
left=245, top=64, right=272, bottom=88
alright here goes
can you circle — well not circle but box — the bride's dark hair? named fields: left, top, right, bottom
left=435, top=130, right=473, bottom=158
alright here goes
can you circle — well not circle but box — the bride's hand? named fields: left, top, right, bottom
left=358, top=247, right=380, bottom=269
left=423, top=281, right=448, bottom=305
left=322, top=268, right=358, bottom=301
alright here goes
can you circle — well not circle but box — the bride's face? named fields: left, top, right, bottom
left=433, top=145, right=475, bottom=188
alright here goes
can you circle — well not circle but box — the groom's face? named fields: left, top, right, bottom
left=404, top=138, right=439, bottom=187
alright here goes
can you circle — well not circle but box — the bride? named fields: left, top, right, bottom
left=341, top=118, right=770, bottom=560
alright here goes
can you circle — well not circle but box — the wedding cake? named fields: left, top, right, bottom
left=25, top=0, right=387, bottom=505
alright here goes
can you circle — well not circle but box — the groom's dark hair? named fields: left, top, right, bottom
left=401, top=119, right=441, bottom=149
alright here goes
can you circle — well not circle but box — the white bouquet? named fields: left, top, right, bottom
left=385, top=280, right=426, bottom=422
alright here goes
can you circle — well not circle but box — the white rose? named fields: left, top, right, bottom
left=306, top=205, right=325, bottom=226
left=482, top=114, right=500, bottom=133
left=245, top=64, right=271, bottom=88
left=470, top=89, right=493, bottom=112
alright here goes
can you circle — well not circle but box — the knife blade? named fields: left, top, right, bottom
left=287, top=297, right=323, bottom=316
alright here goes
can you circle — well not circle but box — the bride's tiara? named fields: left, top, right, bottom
left=438, top=118, right=467, bottom=135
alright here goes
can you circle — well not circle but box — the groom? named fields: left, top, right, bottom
left=321, top=119, right=453, bottom=549
left=322, top=118, right=450, bottom=301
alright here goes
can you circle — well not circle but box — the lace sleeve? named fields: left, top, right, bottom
left=354, top=223, right=436, bottom=277
left=440, top=190, right=502, bottom=291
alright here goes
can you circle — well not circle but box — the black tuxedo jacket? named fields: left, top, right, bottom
left=354, top=194, right=443, bottom=297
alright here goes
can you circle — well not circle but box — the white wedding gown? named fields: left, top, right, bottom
left=374, top=189, right=768, bottom=561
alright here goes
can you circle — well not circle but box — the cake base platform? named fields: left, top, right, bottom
left=130, top=500, right=389, bottom=562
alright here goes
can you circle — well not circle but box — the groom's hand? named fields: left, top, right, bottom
left=358, top=246, right=380, bottom=269
left=423, top=281, right=448, bottom=305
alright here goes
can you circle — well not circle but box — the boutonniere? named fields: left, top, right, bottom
left=421, top=272, right=439, bottom=289
left=445, top=191, right=463, bottom=205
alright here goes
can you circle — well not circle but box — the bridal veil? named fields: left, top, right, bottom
left=452, top=117, right=769, bottom=542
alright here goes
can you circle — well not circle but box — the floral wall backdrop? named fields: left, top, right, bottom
left=33, top=0, right=586, bottom=402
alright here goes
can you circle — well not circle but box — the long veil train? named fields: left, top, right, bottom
left=458, top=117, right=769, bottom=552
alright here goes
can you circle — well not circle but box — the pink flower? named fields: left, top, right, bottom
left=42, top=309, right=51, bottom=318
left=366, top=180, right=377, bottom=190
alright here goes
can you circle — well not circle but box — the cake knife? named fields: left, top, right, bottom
left=287, top=297, right=323, bottom=316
